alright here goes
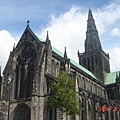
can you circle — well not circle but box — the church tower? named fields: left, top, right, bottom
left=78, top=9, right=110, bottom=83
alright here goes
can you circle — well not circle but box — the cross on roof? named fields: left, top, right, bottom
left=27, top=20, right=30, bottom=27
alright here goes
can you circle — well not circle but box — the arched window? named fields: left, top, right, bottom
left=15, top=43, right=37, bottom=100
left=84, top=58, right=86, bottom=66
left=108, top=89, right=114, bottom=99
left=10, top=104, right=31, bottom=120
left=51, top=59, right=55, bottom=75
left=92, top=56, right=94, bottom=70
left=87, top=57, right=90, bottom=70
left=56, top=62, right=59, bottom=77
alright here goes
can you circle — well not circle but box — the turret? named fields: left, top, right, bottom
left=45, top=31, right=52, bottom=74
left=64, top=47, right=68, bottom=60
left=61, top=47, right=70, bottom=73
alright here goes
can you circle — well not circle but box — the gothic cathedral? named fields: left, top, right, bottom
left=0, top=9, right=120, bottom=120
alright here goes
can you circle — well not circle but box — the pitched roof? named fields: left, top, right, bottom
left=70, top=59, right=97, bottom=80
left=24, top=26, right=97, bottom=81
left=105, top=71, right=119, bottom=85
left=37, top=36, right=97, bottom=80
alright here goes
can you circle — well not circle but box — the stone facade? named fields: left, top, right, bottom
left=0, top=9, right=120, bottom=120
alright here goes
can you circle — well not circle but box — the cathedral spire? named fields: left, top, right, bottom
left=64, top=47, right=68, bottom=60
left=78, top=9, right=110, bottom=83
left=87, top=9, right=97, bottom=31
left=85, top=9, right=102, bottom=52
left=46, top=31, right=49, bottom=41
left=46, top=31, right=51, bottom=45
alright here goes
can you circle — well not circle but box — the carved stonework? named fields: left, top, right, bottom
left=20, top=43, right=36, bottom=61
left=15, top=43, right=37, bottom=100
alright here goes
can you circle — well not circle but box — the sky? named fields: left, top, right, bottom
left=0, top=0, right=120, bottom=73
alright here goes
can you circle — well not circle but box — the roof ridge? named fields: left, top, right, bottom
left=37, top=36, right=97, bottom=80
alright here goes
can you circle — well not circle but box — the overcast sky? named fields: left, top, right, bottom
left=0, top=0, right=120, bottom=73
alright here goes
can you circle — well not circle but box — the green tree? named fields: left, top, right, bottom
left=46, top=71, right=81, bottom=116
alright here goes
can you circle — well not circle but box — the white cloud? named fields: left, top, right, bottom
left=0, top=30, right=17, bottom=73
left=108, top=47, right=120, bottom=72
left=39, top=1, right=120, bottom=72
left=93, top=1, right=120, bottom=35
left=1, top=0, right=120, bottom=74
left=111, top=28, right=120, bottom=36
left=40, top=6, right=87, bottom=63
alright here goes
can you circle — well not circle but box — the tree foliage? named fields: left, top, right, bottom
left=46, top=71, right=81, bottom=115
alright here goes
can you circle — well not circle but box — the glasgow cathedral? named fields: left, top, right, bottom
left=0, top=9, right=120, bottom=120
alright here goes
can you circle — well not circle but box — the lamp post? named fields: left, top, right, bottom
left=7, top=74, right=12, bottom=120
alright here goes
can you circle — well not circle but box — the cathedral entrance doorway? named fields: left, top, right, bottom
left=10, top=104, right=31, bottom=120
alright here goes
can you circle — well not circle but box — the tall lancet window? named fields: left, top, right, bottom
left=15, top=43, right=37, bottom=100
